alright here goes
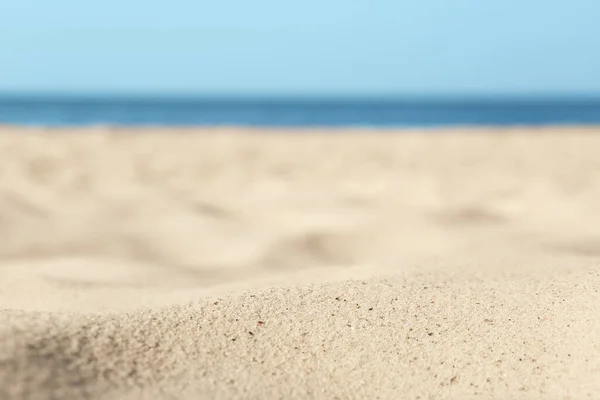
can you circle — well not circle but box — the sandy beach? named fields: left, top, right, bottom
left=0, top=126, right=599, bottom=399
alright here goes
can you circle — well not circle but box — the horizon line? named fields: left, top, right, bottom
left=2, top=91, right=600, bottom=102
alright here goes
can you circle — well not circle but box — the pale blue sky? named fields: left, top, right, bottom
left=1, top=0, right=599, bottom=96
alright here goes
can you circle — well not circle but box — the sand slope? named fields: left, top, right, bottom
left=0, top=127, right=599, bottom=399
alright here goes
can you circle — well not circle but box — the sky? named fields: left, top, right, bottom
left=1, top=0, right=599, bottom=97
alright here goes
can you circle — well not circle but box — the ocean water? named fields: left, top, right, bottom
left=1, top=96, right=599, bottom=127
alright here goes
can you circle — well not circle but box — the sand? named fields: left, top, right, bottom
left=0, top=126, right=599, bottom=399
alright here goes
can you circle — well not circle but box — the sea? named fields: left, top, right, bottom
left=1, top=96, right=600, bottom=127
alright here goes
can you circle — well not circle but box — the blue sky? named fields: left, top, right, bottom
left=1, top=0, right=599, bottom=96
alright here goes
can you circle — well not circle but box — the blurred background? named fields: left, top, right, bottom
left=1, top=0, right=599, bottom=127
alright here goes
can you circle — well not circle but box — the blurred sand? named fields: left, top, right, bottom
left=0, top=126, right=599, bottom=399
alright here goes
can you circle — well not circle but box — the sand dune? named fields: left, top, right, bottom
left=1, top=126, right=599, bottom=399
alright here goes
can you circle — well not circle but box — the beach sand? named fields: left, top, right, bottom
left=0, top=126, right=599, bottom=399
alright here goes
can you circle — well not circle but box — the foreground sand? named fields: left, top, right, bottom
left=0, top=126, right=599, bottom=399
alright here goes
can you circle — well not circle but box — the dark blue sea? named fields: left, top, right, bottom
left=1, top=96, right=600, bottom=127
